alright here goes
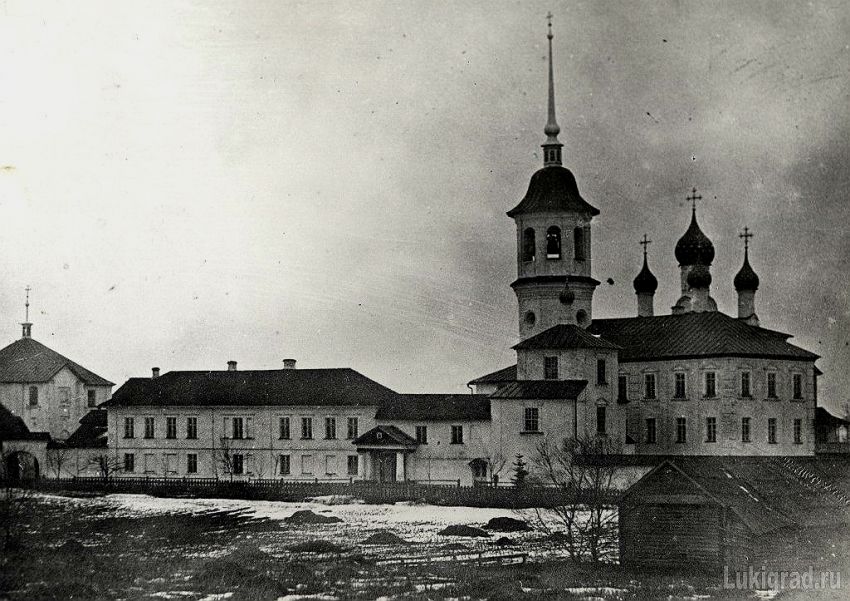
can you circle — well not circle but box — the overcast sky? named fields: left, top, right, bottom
left=1, top=1, right=848, bottom=411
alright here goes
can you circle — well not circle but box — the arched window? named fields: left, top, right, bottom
left=522, top=228, right=536, bottom=262
left=574, top=227, right=586, bottom=261
left=28, top=386, right=38, bottom=407
left=546, top=226, right=561, bottom=259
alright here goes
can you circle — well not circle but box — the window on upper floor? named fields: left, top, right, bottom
left=741, top=371, right=752, bottom=398
left=704, top=371, right=717, bottom=398
left=450, top=425, right=464, bottom=444
left=674, top=372, right=686, bottom=399
left=166, top=417, right=177, bottom=439
left=415, top=425, right=428, bottom=444
left=279, top=417, right=291, bottom=440
left=301, top=417, right=313, bottom=440
left=523, top=407, right=540, bottom=433
left=596, top=359, right=607, bottom=385
left=574, top=227, right=586, bottom=261
left=767, top=372, right=778, bottom=399
left=347, top=417, right=358, bottom=440
left=231, top=417, right=244, bottom=440
left=793, top=374, right=803, bottom=400
left=28, top=386, right=38, bottom=407
left=544, top=356, right=559, bottom=380
left=618, top=374, right=628, bottom=403
left=325, top=417, right=337, bottom=440
left=186, top=417, right=198, bottom=439
left=522, top=228, right=536, bottom=262
left=644, top=373, right=657, bottom=399
left=546, top=226, right=562, bottom=259
left=87, top=390, right=97, bottom=408
left=144, top=417, right=155, bottom=439
left=124, top=417, right=135, bottom=439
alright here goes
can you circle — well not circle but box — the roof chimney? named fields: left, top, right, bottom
left=151, top=367, right=160, bottom=379
left=283, top=359, right=296, bottom=370
left=227, top=360, right=237, bottom=371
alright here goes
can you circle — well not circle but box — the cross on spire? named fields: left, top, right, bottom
left=739, top=226, right=753, bottom=250
left=686, top=187, right=702, bottom=213
left=546, top=11, right=553, bottom=39
left=542, top=12, right=562, bottom=166
left=639, top=234, right=652, bottom=258
left=24, top=285, right=30, bottom=322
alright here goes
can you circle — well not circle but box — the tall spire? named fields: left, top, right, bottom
left=542, top=12, right=563, bottom=167
left=21, top=286, right=32, bottom=338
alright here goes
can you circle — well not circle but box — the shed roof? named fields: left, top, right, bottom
left=0, top=337, right=114, bottom=386
left=468, top=364, right=517, bottom=386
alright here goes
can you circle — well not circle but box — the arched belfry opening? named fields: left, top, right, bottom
left=522, top=228, right=536, bottom=262
left=546, top=226, right=562, bottom=259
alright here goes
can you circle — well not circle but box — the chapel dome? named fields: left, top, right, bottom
left=687, top=263, right=712, bottom=288
left=734, top=253, right=760, bottom=291
left=675, top=212, right=715, bottom=266
left=633, top=257, right=658, bottom=294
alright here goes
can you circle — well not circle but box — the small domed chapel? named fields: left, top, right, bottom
left=104, top=24, right=820, bottom=485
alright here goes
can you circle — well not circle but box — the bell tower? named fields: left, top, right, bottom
left=507, top=16, right=600, bottom=341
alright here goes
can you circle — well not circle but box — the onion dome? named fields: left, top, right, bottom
left=633, top=255, right=658, bottom=294
left=687, top=264, right=712, bottom=289
left=675, top=210, right=715, bottom=266
left=734, top=249, right=760, bottom=291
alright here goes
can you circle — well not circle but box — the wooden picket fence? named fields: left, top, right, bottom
left=32, top=476, right=599, bottom=508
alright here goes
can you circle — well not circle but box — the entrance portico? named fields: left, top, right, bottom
left=353, top=425, right=418, bottom=482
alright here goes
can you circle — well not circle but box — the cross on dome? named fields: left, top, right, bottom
left=739, top=226, right=753, bottom=250
left=686, top=187, right=702, bottom=213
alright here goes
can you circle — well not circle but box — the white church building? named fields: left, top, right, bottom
left=103, top=24, right=820, bottom=485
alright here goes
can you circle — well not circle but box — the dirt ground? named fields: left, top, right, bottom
left=1, top=492, right=847, bottom=600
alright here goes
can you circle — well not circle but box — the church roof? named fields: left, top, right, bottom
left=513, top=323, right=621, bottom=351
left=103, top=368, right=398, bottom=408
left=0, top=337, right=114, bottom=386
left=588, top=311, right=818, bottom=362
left=377, top=394, right=490, bottom=421
left=506, top=166, right=600, bottom=218
left=490, top=379, right=587, bottom=400
left=0, top=405, right=49, bottom=441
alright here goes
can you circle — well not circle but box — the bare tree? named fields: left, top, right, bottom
left=477, top=443, right=508, bottom=485
left=88, top=453, right=123, bottom=480
left=46, top=445, right=73, bottom=479
left=215, top=437, right=235, bottom=482
left=533, top=434, right=623, bottom=565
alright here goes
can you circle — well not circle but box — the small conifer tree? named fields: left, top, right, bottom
left=511, top=453, right=529, bottom=488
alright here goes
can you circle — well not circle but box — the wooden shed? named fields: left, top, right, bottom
left=618, top=457, right=849, bottom=571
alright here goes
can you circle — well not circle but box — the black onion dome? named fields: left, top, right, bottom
left=675, top=212, right=715, bottom=266
left=507, top=166, right=600, bottom=217
left=734, top=251, right=760, bottom=291
left=687, top=264, right=712, bottom=288
left=633, top=257, right=658, bottom=294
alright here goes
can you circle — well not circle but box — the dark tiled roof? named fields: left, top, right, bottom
left=507, top=166, right=600, bottom=217
left=468, top=364, right=517, bottom=385
left=588, top=312, right=818, bottom=362
left=491, top=379, right=588, bottom=400
left=815, top=407, right=850, bottom=428
left=0, top=337, right=114, bottom=386
left=377, top=394, right=490, bottom=421
left=0, top=405, right=48, bottom=441
left=66, top=409, right=108, bottom=448
left=103, top=368, right=398, bottom=408
left=514, top=324, right=621, bottom=351
left=353, top=425, right=418, bottom=447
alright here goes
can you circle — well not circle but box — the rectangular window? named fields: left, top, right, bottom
left=325, top=417, right=337, bottom=440
left=674, top=372, right=686, bottom=399
left=166, top=417, right=177, bottom=439
left=144, top=453, right=156, bottom=474
left=87, top=389, right=97, bottom=408
left=415, top=425, right=428, bottom=444
left=325, top=455, right=336, bottom=474
left=144, top=417, right=155, bottom=439
left=645, top=418, right=656, bottom=444
left=793, top=374, right=803, bottom=400
left=301, top=455, right=313, bottom=474
left=523, top=407, right=540, bottom=432
left=767, top=372, right=777, bottom=398
left=741, top=371, right=751, bottom=397
left=618, top=374, right=628, bottom=403
left=279, top=417, right=291, bottom=440
left=544, top=356, right=559, bottom=380
left=279, top=454, right=291, bottom=475
left=186, top=417, right=198, bottom=439
left=794, top=419, right=802, bottom=444
left=124, top=453, right=135, bottom=473
left=232, top=454, right=244, bottom=475
left=164, top=453, right=177, bottom=474
left=124, top=417, right=135, bottom=439
left=742, top=417, right=751, bottom=443
left=301, top=417, right=313, bottom=440
left=232, top=417, right=244, bottom=440
left=187, top=453, right=198, bottom=474
left=676, top=417, right=687, bottom=443
left=704, top=372, right=717, bottom=398
left=596, top=359, right=607, bottom=385
left=644, top=373, right=656, bottom=399
left=450, top=425, right=464, bottom=444
left=706, top=417, right=717, bottom=443
left=28, top=386, right=38, bottom=407
left=768, top=418, right=777, bottom=444
left=347, top=455, right=359, bottom=476
left=347, top=417, right=359, bottom=440
left=596, top=406, right=606, bottom=435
